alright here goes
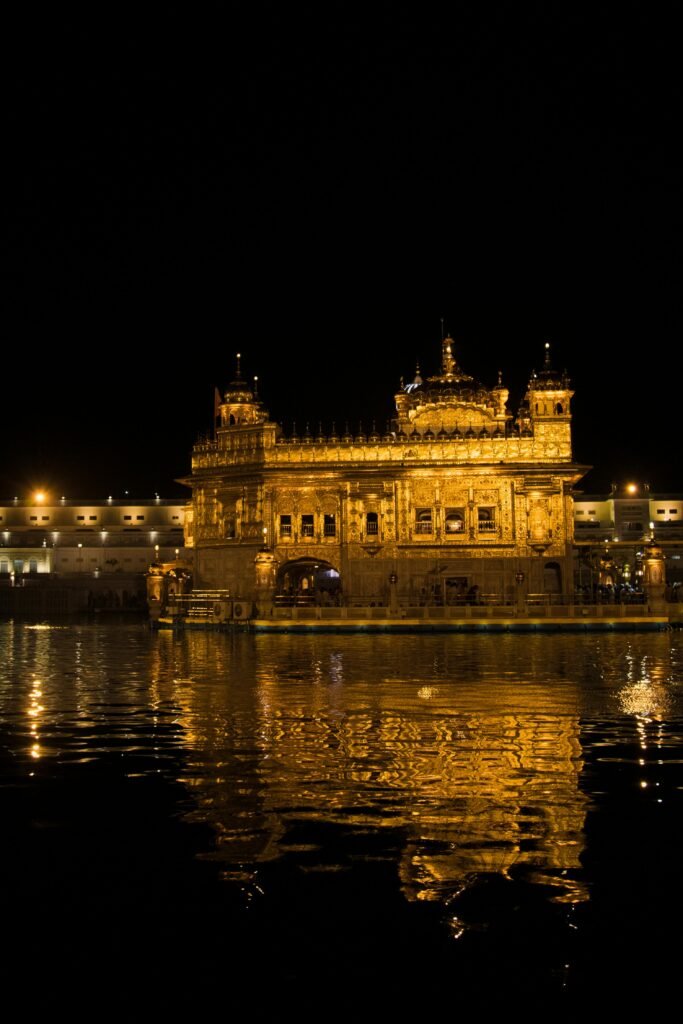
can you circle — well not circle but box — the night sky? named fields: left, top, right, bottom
left=5, top=5, right=680, bottom=499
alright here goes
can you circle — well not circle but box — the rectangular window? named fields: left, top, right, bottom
left=41, top=516, right=49, bottom=521
left=657, top=509, right=665, bottom=514
left=89, top=516, right=97, bottom=521
left=123, top=515, right=132, bottom=521
left=172, top=515, right=180, bottom=520
left=366, top=512, right=379, bottom=535
left=623, top=521, right=643, bottom=532
left=280, top=514, right=292, bottom=538
left=478, top=507, right=496, bottom=533
left=76, top=515, right=85, bottom=521
left=324, top=514, right=336, bottom=537
left=575, top=511, right=584, bottom=515
left=670, top=509, right=678, bottom=515
left=30, top=516, right=37, bottom=521
left=301, top=514, right=314, bottom=538
left=136, top=515, right=145, bottom=521
left=415, top=509, right=433, bottom=534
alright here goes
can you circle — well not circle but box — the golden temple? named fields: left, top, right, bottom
left=182, top=336, right=589, bottom=610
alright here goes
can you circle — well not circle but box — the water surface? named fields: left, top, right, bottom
left=1, top=623, right=682, bottom=1014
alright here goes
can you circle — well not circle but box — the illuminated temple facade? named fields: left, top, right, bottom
left=184, top=338, right=588, bottom=607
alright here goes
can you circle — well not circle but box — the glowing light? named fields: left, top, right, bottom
left=627, top=483, right=638, bottom=495
left=34, top=491, right=46, bottom=503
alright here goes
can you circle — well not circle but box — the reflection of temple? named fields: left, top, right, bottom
left=183, top=338, right=587, bottom=606
left=152, top=632, right=588, bottom=907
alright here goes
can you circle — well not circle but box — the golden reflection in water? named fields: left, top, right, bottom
left=156, top=632, right=590, bottom=909
left=617, top=652, right=673, bottom=723
left=28, top=676, right=44, bottom=760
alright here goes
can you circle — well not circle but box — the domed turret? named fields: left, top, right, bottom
left=393, top=333, right=511, bottom=436
left=218, top=353, right=268, bottom=428
left=525, top=343, right=574, bottom=422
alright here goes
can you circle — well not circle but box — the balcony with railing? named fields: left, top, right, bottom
left=477, top=519, right=497, bottom=534
left=301, top=521, right=315, bottom=538
left=414, top=521, right=433, bottom=535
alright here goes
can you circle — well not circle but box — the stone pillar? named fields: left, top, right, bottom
left=147, top=568, right=165, bottom=620
left=254, top=549, right=278, bottom=618
left=643, top=541, right=666, bottom=615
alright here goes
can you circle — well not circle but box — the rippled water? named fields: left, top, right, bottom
left=1, top=622, right=682, bottom=1014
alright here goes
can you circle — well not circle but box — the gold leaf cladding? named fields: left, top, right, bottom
left=440, top=486, right=469, bottom=505
left=410, top=483, right=436, bottom=506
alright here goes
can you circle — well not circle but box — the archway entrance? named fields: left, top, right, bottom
left=275, top=558, right=342, bottom=605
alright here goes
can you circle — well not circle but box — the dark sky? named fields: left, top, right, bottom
left=5, top=4, right=681, bottom=499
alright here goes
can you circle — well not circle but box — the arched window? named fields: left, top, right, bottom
left=366, top=512, right=379, bottom=535
left=445, top=509, right=465, bottom=533
left=415, top=509, right=433, bottom=534
left=477, top=507, right=496, bottom=533
left=555, top=402, right=564, bottom=414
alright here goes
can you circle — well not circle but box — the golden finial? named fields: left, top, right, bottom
left=544, top=341, right=551, bottom=369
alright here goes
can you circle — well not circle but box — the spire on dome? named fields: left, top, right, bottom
left=442, top=335, right=456, bottom=376
left=544, top=341, right=552, bottom=370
